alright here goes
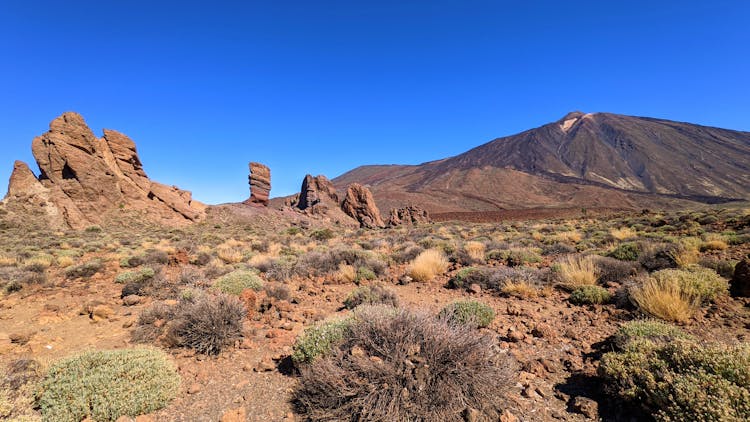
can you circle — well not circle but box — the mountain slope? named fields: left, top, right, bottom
left=334, top=112, right=750, bottom=213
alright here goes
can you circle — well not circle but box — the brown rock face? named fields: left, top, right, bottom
left=4, top=112, right=205, bottom=229
left=341, top=183, right=385, bottom=229
left=245, top=162, right=271, bottom=206
left=293, top=174, right=339, bottom=214
left=730, top=257, right=750, bottom=297
left=387, top=205, right=431, bottom=226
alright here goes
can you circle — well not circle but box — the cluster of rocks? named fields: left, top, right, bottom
left=2, top=112, right=205, bottom=229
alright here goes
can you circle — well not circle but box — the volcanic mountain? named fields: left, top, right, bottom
left=333, top=112, right=750, bottom=214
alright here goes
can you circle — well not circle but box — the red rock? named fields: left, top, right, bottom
left=341, top=183, right=385, bottom=229
left=220, top=407, right=246, bottom=422
left=3, top=112, right=205, bottom=229
left=244, top=162, right=271, bottom=206
left=291, top=174, right=339, bottom=214
left=731, top=256, right=750, bottom=297
left=387, top=205, right=431, bottom=226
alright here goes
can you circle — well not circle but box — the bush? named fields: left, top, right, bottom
left=64, top=259, right=104, bottom=279
left=133, top=294, right=245, bottom=355
left=115, top=267, right=156, bottom=284
left=447, top=267, right=488, bottom=289
left=638, top=243, right=679, bottom=272
left=599, top=339, right=750, bottom=421
left=408, top=249, right=449, bottom=282
left=557, top=255, right=598, bottom=290
left=569, top=285, right=612, bottom=305
left=608, top=243, right=640, bottom=261
left=293, top=306, right=514, bottom=421
left=612, top=320, right=693, bottom=350
left=630, top=274, right=700, bottom=323
left=343, top=284, right=399, bottom=309
left=593, top=256, right=639, bottom=284
left=653, top=267, right=727, bottom=303
left=170, top=294, right=246, bottom=355
left=439, top=300, right=495, bottom=328
left=37, top=347, right=180, bottom=422
left=310, top=229, right=335, bottom=241
left=291, top=318, right=353, bottom=365
left=212, top=270, right=263, bottom=295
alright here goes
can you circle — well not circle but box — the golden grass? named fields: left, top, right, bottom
left=554, top=231, right=583, bottom=243
left=671, top=247, right=699, bottom=268
left=217, top=247, right=244, bottom=264
left=631, top=276, right=700, bottom=323
left=557, top=255, right=598, bottom=290
left=23, top=255, right=55, bottom=269
left=335, top=263, right=357, bottom=283
left=501, top=281, right=538, bottom=298
left=0, top=255, right=16, bottom=267
left=464, top=241, right=486, bottom=262
left=610, top=227, right=637, bottom=241
left=408, top=249, right=449, bottom=282
left=701, top=233, right=728, bottom=251
left=248, top=253, right=273, bottom=268
left=56, top=256, right=76, bottom=268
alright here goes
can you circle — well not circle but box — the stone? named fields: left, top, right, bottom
left=499, top=409, right=520, bottom=422
left=220, top=407, right=246, bottom=422
left=387, top=205, right=431, bottom=226
left=293, top=174, right=339, bottom=214
left=462, top=407, right=480, bottom=422
left=341, top=183, right=385, bottom=229
left=239, top=289, right=257, bottom=319
left=122, top=295, right=142, bottom=306
left=730, top=257, right=750, bottom=297
left=573, top=396, right=599, bottom=419
left=3, top=112, right=205, bottom=229
left=245, top=162, right=271, bottom=206
left=187, top=382, right=202, bottom=394
left=468, top=283, right=482, bottom=294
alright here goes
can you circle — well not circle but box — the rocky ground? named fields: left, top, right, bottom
left=1, top=204, right=749, bottom=421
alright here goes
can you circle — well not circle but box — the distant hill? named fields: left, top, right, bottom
left=333, top=112, right=750, bottom=214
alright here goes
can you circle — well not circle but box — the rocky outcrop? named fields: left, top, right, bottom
left=387, top=205, right=431, bottom=226
left=341, top=183, right=385, bottom=229
left=245, top=162, right=271, bottom=206
left=3, top=112, right=205, bottom=229
left=730, top=257, right=750, bottom=297
left=290, top=174, right=339, bottom=214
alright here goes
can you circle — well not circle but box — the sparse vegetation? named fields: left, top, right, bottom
left=408, top=248, right=449, bottom=282
left=343, top=284, right=399, bottom=309
left=439, top=300, right=495, bottom=328
left=212, top=269, right=264, bottom=295
left=569, top=285, right=611, bottom=305
left=557, top=254, right=598, bottom=290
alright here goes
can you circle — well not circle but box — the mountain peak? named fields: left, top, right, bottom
left=561, top=111, right=585, bottom=121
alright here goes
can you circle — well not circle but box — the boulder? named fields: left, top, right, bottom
left=3, top=112, right=205, bottom=229
left=245, top=162, right=271, bottom=206
left=341, top=183, right=385, bottom=229
left=292, top=174, right=338, bottom=214
left=387, top=205, right=431, bottom=226
left=730, top=257, right=750, bottom=297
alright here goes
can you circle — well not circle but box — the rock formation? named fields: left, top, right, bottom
left=387, top=205, right=431, bottom=226
left=341, top=183, right=385, bottom=229
left=3, top=112, right=205, bottom=229
left=245, top=162, right=271, bottom=206
left=730, top=257, right=750, bottom=298
left=290, top=174, right=339, bottom=214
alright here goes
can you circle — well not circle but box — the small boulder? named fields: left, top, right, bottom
left=387, top=205, right=431, bottom=226
left=730, top=257, right=750, bottom=297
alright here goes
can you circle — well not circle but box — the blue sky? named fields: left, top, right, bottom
left=1, top=1, right=748, bottom=204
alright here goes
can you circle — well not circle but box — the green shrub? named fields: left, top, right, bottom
left=37, top=347, right=180, bottom=422
left=115, top=267, right=156, bottom=284
left=599, top=339, right=750, bottom=421
left=652, top=266, right=727, bottom=303
left=212, top=269, right=263, bottom=295
left=608, top=243, right=640, bottom=261
left=356, top=267, right=376, bottom=281
left=292, top=318, right=353, bottom=365
left=343, top=285, right=399, bottom=309
left=569, top=285, right=612, bottom=305
left=439, top=300, right=495, bottom=328
left=612, top=320, right=693, bottom=350
left=310, top=229, right=335, bottom=241
left=64, top=259, right=104, bottom=279
left=447, top=267, right=483, bottom=289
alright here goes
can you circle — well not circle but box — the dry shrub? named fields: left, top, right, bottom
left=463, top=241, right=486, bottom=262
left=501, top=280, right=539, bottom=298
left=132, top=294, right=245, bottom=355
left=630, top=275, right=700, bottom=323
left=343, top=284, right=399, bottom=309
left=610, top=227, right=637, bottom=240
left=557, top=255, right=598, bottom=290
left=0, top=254, right=16, bottom=267
left=408, top=249, right=449, bottom=282
left=335, top=263, right=357, bottom=283
left=217, top=246, right=244, bottom=264
left=293, top=306, right=515, bottom=421
left=670, top=247, right=699, bottom=268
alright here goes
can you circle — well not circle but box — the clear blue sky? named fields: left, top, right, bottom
left=1, top=1, right=748, bottom=204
